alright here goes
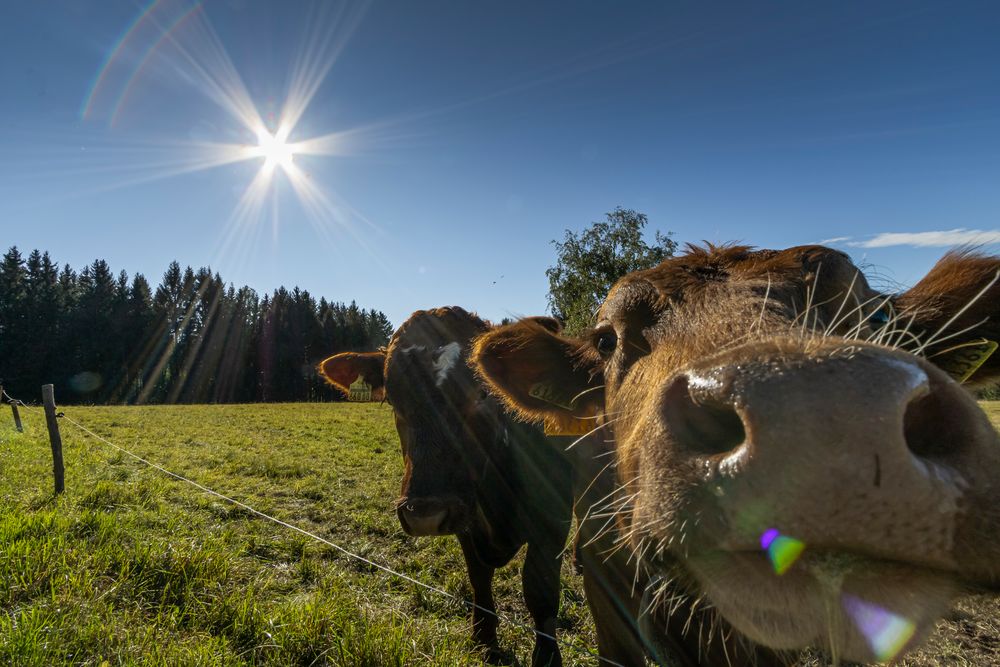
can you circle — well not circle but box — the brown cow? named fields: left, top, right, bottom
left=472, top=245, right=1000, bottom=665
left=319, top=307, right=574, bottom=666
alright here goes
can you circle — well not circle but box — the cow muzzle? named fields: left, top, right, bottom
left=396, top=495, right=469, bottom=536
left=654, top=342, right=1000, bottom=567
left=626, top=341, right=1000, bottom=662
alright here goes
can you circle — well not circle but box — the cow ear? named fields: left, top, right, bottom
left=896, top=250, right=1000, bottom=387
left=472, top=319, right=603, bottom=432
left=521, top=316, right=563, bottom=334
left=317, top=351, right=386, bottom=394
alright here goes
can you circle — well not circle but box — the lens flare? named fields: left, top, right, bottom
left=760, top=528, right=806, bottom=575
left=109, top=3, right=204, bottom=128
left=80, top=0, right=167, bottom=120
left=841, top=593, right=917, bottom=662
left=71, top=1, right=384, bottom=404
left=78, top=0, right=374, bottom=266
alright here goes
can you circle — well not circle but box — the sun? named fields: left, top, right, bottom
left=250, top=125, right=296, bottom=171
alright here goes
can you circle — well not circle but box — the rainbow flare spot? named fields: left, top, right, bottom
left=109, top=3, right=204, bottom=127
left=760, top=528, right=805, bottom=575
left=841, top=594, right=917, bottom=662
left=80, top=0, right=165, bottom=120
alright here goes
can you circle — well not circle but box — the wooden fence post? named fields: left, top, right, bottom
left=0, top=384, right=20, bottom=432
left=10, top=400, right=22, bottom=433
left=41, top=384, right=65, bottom=495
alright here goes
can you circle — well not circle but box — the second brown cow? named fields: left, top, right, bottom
left=320, top=307, right=573, bottom=666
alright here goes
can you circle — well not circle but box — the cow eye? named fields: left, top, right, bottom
left=869, top=306, right=891, bottom=327
left=594, top=327, right=618, bottom=358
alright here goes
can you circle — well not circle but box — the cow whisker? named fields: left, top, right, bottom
left=868, top=318, right=922, bottom=351
left=803, top=262, right=821, bottom=336
left=749, top=274, right=773, bottom=336
left=580, top=490, right=639, bottom=550
left=682, top=592, right=707, bottom=637
left=823, top=270, right=862, bottom=337
left=565, top=413, right=619, bottom=451
left=562, top=465, right=633, bottom=556
left=913, top=267, right=999, bottom=355
left=914, top=315, right=991, bottom=357
left=570, top=384, right=606, bottom=405
left=584, top=499, right=636, bottom=533
left=883, top=310, right=922, bottom=351
left=828, top=292, right=887, bottom=340
left=570, top=456, right=625, bottom=523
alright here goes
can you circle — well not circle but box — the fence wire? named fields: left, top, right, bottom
left=2, top=388, right=34, bottom=408
left=55, top=411, right=620, bottom=666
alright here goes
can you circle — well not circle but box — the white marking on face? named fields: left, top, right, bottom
left=433, top=342, right=462, bottom=387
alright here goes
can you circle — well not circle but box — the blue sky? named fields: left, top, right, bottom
left=1, top=1, right=998, bottom=328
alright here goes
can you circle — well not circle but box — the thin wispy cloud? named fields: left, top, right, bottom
left=826, top=228, right=1000, bottom=248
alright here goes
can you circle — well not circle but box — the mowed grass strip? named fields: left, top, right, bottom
left=0, top=402, right=998, bottom=666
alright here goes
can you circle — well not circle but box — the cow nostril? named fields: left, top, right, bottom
left=903, top=382, right=959, bottom=460
left=662, top=375, right=746, bottom=456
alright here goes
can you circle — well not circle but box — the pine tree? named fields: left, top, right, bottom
left=0, top=248, right=394, bottom=404
left=0, top=247, right=27, bottom=394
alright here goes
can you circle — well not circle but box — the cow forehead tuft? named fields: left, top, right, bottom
left=433, top=342, right=463, bottom=387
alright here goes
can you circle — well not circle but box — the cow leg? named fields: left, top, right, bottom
left=522, top=541, right=563, bottom=667
left=458, top=535, right=503, bottom=662
left=571, top=529, right=584, bottom=575
left=580, top=556, right=647, bottom=666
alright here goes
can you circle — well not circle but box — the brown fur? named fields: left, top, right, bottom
left=473, top=244, right=1000, bottom=665
left=896, top=249, right=1000, bottom=383
left=387, top=307, right=490, bottom=357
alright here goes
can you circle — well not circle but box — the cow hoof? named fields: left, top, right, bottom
left=482, top=644, right=510, bottom=665
left=530, top=645, right=562, bottom=667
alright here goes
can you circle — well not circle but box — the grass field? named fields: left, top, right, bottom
left=1, top=401, right=998, bottom=666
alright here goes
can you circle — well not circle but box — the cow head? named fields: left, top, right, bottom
left=472, top=244, right=1000, bottom=663
left=321, top=309, right=561, bottom=538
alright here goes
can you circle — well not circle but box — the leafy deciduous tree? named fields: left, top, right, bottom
left=546, top=207, right=676, bottom=334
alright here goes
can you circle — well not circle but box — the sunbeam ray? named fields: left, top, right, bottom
left=78, top=0, right=384, bottom=268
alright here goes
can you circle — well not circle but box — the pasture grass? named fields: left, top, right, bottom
left=0, top=402, right=596, bottom=666
left=0, top=401, right=997, bottom=666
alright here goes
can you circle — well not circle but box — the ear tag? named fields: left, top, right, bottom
left=348, top=378, right=373, bottom=402
left=931, top=340, right=998, bottom=384
left=528, top=383, right=578, bottom=410
left=543, top=416, right=599, bottom=437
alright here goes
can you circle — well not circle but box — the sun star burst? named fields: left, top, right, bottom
left=79, top=0, right=379, bottom=264
left=251, top=125, right=297, bottom=171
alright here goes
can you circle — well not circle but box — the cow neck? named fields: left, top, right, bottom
left=465, top=421, right=524, bottom=564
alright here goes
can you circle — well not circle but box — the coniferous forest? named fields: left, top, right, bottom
left=0, top=247, right=393, bottom=404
